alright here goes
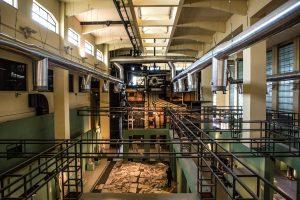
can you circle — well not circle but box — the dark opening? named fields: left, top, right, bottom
left=0, top=58, right=26, bottom=91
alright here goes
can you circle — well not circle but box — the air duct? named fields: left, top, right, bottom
left=33, top=58, right=48, bottom=91
left=187, top=72, right=198, bottom=92
left=113, top=62, right=124, bottom=81
left=172, top=0, right=300, bottom=82
left=0, top=33, right=123, bottom=84
left=173, top=81, right=179, bottom=93
left=211, top=58, right=227, bottom=92
left=168, top=61, right=177, bottom=79
left=178, top=78, right=185, bottom=93
left=81, top=74, right=92, bottom=92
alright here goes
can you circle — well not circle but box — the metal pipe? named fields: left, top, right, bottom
left=267, top=71, right=300, bottom=82
left=110, top=56, right=195, bottom=64
left=0, top=33, right=123, bottom=84
left=33, top=58, right=48, bottom=91
left=173, top=0, right=300, bottom=82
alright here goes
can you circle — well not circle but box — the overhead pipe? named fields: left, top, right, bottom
left=33, top=58, right=48, bottom=91
left=178, top=78, right=185, bottom=93
left=0, top=33, right=123, bottom=84
left=110, top=56, right=195, bottom=64
left=211, top=58, right=227, bottom=92
left=172, top=0, right=300, bottom=82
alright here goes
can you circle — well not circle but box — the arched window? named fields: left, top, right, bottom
left=32, top=0, right=58, bottom=33
left=96, top=50, right=104, bottom=62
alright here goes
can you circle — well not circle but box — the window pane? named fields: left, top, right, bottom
left=85, top=41, right=94, bottom=55
left=266, top=51, right=272, bottom=76
left=68, top=28, right=80, bottom=46
left=32, top=1, right=57, bottom=33
left=279, top=43, right=294, bottom=74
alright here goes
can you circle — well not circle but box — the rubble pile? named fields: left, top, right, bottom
left=95, top=161, right=170, bottom=193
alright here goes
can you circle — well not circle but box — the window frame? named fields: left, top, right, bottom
left=68, top=28, right=80, bottom=47
left=32, top=0, right=58, bottom=33
left=84, top=41, right=94, bottom=56
left=96, top=49, right=104, bottom=61
left=1, top=0, right=18, bottom=8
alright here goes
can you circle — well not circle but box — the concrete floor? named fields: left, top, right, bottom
left=80, top=193, right=199, bottom=200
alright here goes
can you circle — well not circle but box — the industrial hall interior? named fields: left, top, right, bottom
left=0, top=0, right=300, bottom=199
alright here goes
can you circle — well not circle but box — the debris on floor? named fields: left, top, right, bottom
left=94, top=161, right=170, bottom=193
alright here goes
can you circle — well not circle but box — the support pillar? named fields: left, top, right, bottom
left=99, top=79, right=110, bottom=148
left=54, top=68, right=70, bottom=139
left=242, top=41, right=267, bottom=138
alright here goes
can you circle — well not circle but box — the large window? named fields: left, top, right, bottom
left=278, top=80, right=293, bottom=111
left=2, top=0, right=18, bottom=8
left=96, top=50, right=104, bottom=61
left=84, top=41, right=94, bottom=55
left=237, top=59, right=243, bottom=108
left=68, top=28, right=80, bottom=46
left=266, top=51, right=272, bottom=76
left=266, top=83, right=272, bottom=110
left=278, top=43, right=294, bottom=111
left=228, top=62, right=235, bottom=107
left=0, top=58, right=26, bottom=91
left=32, top=1, right=57, bottom=33
left=266, top=51, right=272, bottom=110
left=278, top=43, right=294, bottom=74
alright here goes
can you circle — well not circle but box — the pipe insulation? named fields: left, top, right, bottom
left=187, top=72, right=198, bottom=92
left=172, top=0, right=300, bottom=82
left=0, top=33, right=123, bottom=84
left=211, top=58, right=227, bottom=92
left=33, top=58, right=48, bottom=91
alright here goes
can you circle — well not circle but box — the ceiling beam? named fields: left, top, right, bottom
left=127, top=0, right=144, bottom=52
left=80, top=21, right=127, bottom=26
left=169, top=44, right=202, bottom=51
left=166, top=0, right=184, bottom=53
left=168, top=50, right=198, bottom=57
left=177, top=21, right=226, bottom=33
left=65, top=0, right=113, bottom=16
left=173, top=34, right=212, bottom=43
left=131, top=0, right=179, bottom=7
left=140, top=33, right=170, bottom=39
left=137, top=20, right=174, bottom=27
left=144, top=43, right=168, bottom=47
left=183, top=0, right=247, bottom=16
